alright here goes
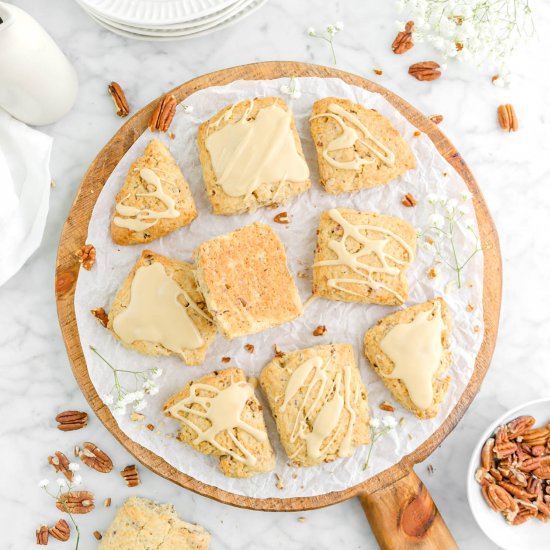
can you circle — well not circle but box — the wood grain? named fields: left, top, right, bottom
left=55, top=61, right=502, bottom=513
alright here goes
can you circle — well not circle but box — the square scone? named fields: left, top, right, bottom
left=197, top=97, right=311, bottom=215
left=310, top=97, right=416, bottom=194
left=98, top=496, right=210, bottom=550
left=193, top=222, right=303, bottom=339
left=111, top=139, right=197, bottom=245
left=364, top=298, right=452, bottom=420
left=108, top=250, right=216, bottom=366
left=259, top=343, right=370, bottom=467
left=164, top=368, right=276, bottom=478
left=313, top=208, right=416, bottom=306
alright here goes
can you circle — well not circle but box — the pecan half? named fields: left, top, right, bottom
left=108, top=82, right=130, bottom=117
left=149, top=93, right=177, bottom=132
left=401, top=193, right=417, bottom=207
left=55, top=410, right=88, bottom=432
left=498, top=480, right=534, bottom=501
left=49, top=519, right=70, bottom=542
left=506, top=415, right=535, bottom=439
left=522, top=428, right=549, bottom=446
left=121, top=464, right=140, bottom=487
left=75, top=244, right=96, bottom=271
left=273, top=212, right=289, bottom=224
left=79, top=442, right=113, bottom=473
left=90, top=307, right=109, bottom=328
left=36, top=525, right=49, bottom=545
left=429, top=114, right=444, bottom=124
left=48, top=451, right=73, bottom=481
left=494, top=425, right=517, bottom=458
left=56, top=491, right=95, bottom=514
left=497, top=104, right=518, bottom=132
left=482, top=484, right=514, bottom=512
left=392, top=20, right=414, bottom=54
left=481, top=437, right=495, bottom=470
left=533, top=465, right=550, bottom=479
left=408, top=61, right=441, bottom=82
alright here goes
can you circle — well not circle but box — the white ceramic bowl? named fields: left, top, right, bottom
left=467, top=398, right=550, bottom=550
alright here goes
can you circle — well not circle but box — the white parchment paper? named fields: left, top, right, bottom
left=74, top=77, right=484, bottom=498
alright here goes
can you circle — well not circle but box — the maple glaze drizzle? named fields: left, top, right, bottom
left=310, top=103, right=395, bottom=170
left=280, top=356, right=358, bottom=460
left=314, top=208, right=414, bottom=303
left=167, top=379, right=267, bottom=466
left=113, top=167, right=180, bottom=232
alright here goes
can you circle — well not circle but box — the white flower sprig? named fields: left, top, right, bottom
left=363, top=415, right=397, bottom=470
left=280, top=77, right=302, bottom=99
left=307, top=21, right=344, bottom=65
left=396, top=0, right=534, bottom=81
left=89, top=346, right=162, bottom=416
left=39, top=472, right=83, bottom=549
left=418, top=190, right=481, bottom=289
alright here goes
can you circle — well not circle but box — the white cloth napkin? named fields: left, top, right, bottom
left=0, top=108, right=52, bottom=286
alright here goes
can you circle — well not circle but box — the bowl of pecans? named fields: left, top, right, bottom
left=467, top=398, right=550, bottom=549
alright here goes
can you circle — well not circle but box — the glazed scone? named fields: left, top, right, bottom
left=197, top=97, right=311, bottom=215
left=193, top=222, right=303, bottom=339
left=312, top=208, right=416, bottom=306
left=310, top=97, right=416, bottom=194
left=259, top=344, right=370, bottom=467
left=363, top=298, right=452, bottom=420
left=98, top=496, right=210, bottom=550
left=111, top=139, right=197, bottom=245
left=108, top=250, right=216, bottom=366
left=164, top=368, right=276, bottom=478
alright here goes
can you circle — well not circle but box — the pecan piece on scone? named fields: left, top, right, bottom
left=56, top=491, right=95, bottom=514
left=48, top=451, right=73, bottom=481
left=49, top=519, right=70, bottom=542
left=108, top=81, right=130, bottom=117
left=408, top=61, right=441, bottom=82
left=149, top=93, right=177, bottom=132
left=79, top=442, right=113, bottom=473
left=392, top=20, right=414, bottom=54
left=55, top=410, right=88, bottom=432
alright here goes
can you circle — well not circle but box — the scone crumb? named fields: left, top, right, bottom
left=399, top=417, right=406, bottom=427
left=273, top=212, right=290, bottom=224
left=146, top=424, right=155, bottom=431
left=169, top=132, right=176, bottom=140
left=93, top=531, right=103, bottom=540
left=221, top=356, right=231, bottom=363
left=298, top=517, right=306, bottom=523
left=104, top=497, right=111, bottom=507
left=313, top=325, right=327, bottom=337
left=474, top=325, right=481, bottom=333
left=244, top=343, right=255, bottom=353
left=297, top=270, right=308, bottom=279
left=75, top=244, right=96, bottom=271
left=130, top=412, right=145, bottom=422
left=90, top=307, right=108, bottom=327
left=379, top=401, right=395, bottom=412
left=292, top=473, right=298, bottom=480
left=74, top=446, right=80, bottom=458
left=248, top=377, right=258, bottom=389
left=274, top=344, right=285, bottom=358
left=430, top=114, right=444, bottom=124
left=427, top=266, right=438, bottom=279
left=413, top=131, right=421, bottom=137
left=373, top=68, right=383, bottom=75
left=427, top=464, right=435, bottom=475
left=466, top=303, right=475, bottom=313
left=275, top=473, right=285, bottom=490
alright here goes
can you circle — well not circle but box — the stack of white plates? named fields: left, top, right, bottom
left=75, top=0, right=268, bottom=41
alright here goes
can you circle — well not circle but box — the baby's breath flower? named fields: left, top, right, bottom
left=133, top=399, right=148, bottom=412
left=416, top=227, right=423, bottom=237
left=364, top=416, right=397, bottom=470
left=463, top=218, right=475, bottom=230
left=180, top=104, right=193, bottom=113
left=307, top=27, right=316, bottom=36
left=113, top=403, right=126, bottom=416
left=457, top=205, right=469, bottom=216
left=461, top=190, right=473, bottom=201
left=102, top=394, right=114, bottom=405
left=382, top=415, right=397, bottom=429
left=56, top=478, right=67, bottom=488
left=38, top=479, right=50, bottom=488
left=422, top=241, right=434, bottom=251
left=369, top=418, right=381, bottom=429
left=150, top=367, right=163, bottom=379
left=429, top=213, right=445, bottom=229
left=426, top=193, right=439, bottom=205
left=326, top=24, right=336, bottom=35
left=335, top=21, right=344, bottom=31
left=68, top=463, right=80, bottom=472
left=72, top=474, right=82, bottom=486
left=307, top=21, right=344, bottom=65
left=445, top=198, right=458, bottom=214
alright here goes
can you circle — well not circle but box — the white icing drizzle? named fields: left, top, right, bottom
left=380, top=301, right=445, bottom=410
left=167, top=379, right=267, bottom=466
left=314, top=208, right=414, bottom=303
left=113, top=167, right=180, bottom=232
left=205, top=101, right=309, bottom=198
left=112, top=262, right=204, bottom=352
left=310, top=103, right=395, bottom=170
left=280, top=356, right=357, bottom=460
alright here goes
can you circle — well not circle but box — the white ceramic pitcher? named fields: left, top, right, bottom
left=0, top=2, right=78, bottom=126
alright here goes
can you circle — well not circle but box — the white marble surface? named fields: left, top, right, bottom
left=1, top=1, right=549, bottom=548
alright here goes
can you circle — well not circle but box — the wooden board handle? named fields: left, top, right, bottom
left=359, top=469, right=457, bottom=550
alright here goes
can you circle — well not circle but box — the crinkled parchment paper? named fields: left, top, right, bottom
left=74, top=77, right=484, bottom=498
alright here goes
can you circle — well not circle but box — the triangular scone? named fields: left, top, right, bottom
left=98, top=496, right=210, bottom=550
left=313, top=208, right=416, bottom=306
left=310, top=97, right=416, bottom=194
left=363, top=299, right=452, bottom=419
left=111, top=139, right=197, bottom=245
left=260, top=344, right=370, bottom=467
left=197, top=97, right=311, bottom=215
left=164, top=368, right=276, bottom=478
left=108, top=250, right=216, bottom=366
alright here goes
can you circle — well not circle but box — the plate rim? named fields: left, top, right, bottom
left=55, top=61, right=502, bottom=512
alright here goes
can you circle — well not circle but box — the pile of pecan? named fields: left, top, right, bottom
left=475, top=415, right=550, bottom=525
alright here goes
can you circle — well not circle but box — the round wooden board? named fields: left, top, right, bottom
left=55, top=61, right=501, bottom=512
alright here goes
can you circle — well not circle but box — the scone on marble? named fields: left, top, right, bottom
left=164, top=368, right=276, bottom=478
left=98, top=496, right=210, bottom=550
left=111, top=139, right=197, bottom=245
left=309, top=97, right=416, bottom=194
left=312, top=207, right=416, bottom=306
left=197, top=97, right=311, bottom=215
left=259, top=343, right=370, bottom=467
left=108, top=250, right=216, bottom=366
left=363, top=298, right=452, bottom=420
left=193, top=222, right=303, bottom=339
